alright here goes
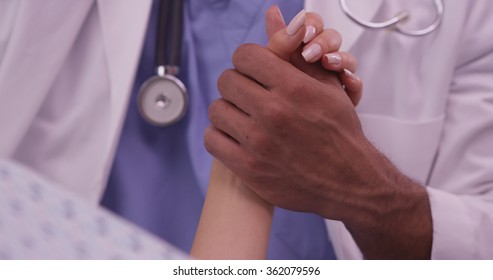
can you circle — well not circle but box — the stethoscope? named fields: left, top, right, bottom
left=339, top=0, right=444, bottom=37
left=138, top=0, right=445, bottom=127
left=138, top=0, right=187, bottom=127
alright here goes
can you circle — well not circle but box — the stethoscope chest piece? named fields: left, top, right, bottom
left=138, top=74, right=188, bottom=126
left=138, top=0, right=187, bottom=127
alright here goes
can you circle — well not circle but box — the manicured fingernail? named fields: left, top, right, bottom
left=302, top=43, right=322, bottom=62
left=344, top=68, right=357, bottom=81
left=303, top=25, right=316, bottom=43
left=325, top=53, right=342, bottom=65
left=286, top=9, right=306, bottom=36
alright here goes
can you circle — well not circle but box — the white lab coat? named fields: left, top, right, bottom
left=1, top=0, right=492, bottom=259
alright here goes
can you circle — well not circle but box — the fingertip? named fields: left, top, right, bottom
left=305, top=12, right=324, bottom=29
left=204, top=125, right=230, bottom=159
left=203, top=125, right=216, bottom=153
left=339, top=70, right=363, bottom=106
left=304, top=12, right=324, bottom=43
left=285, top=9, right=306, bottom=36
left=267, top=18, right=306, bottom=60
left=343, top=68, right=359, bottom=83
left=265, top=5, right=286, bottom=38
left=322, top=53, right=342, bottom=70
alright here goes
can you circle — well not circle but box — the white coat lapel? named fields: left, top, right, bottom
left=304, top=0, right=384, bottom=51
left=0, top=1, right=94, bottom=155
left=96, top=0, right=152, bottom=193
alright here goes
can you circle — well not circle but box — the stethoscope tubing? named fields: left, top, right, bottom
left=339, top=0, right=444, bottom=36
left=140, top=0, right=445, bottom=127
left=156, top=0, right=184, bottom=74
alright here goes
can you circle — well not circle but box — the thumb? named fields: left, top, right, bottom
left=265, top=5, right=286, bottom=39
left=266, top=8, right=306, bottom=61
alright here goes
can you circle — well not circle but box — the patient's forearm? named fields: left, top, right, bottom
left=191, top=160, right=274, bottom=259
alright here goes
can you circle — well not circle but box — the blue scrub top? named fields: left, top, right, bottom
left=102, top=0, right=336, bottom=260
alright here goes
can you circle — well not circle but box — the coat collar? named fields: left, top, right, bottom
left=304, top=0, right=384, bottom=51
left=0, top=1, right=94, bottom=154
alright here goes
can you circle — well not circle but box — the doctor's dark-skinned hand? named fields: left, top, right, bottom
left=205, top=8, right=433, bottom=259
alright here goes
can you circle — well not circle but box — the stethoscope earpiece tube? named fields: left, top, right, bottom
left=155, top=0, right=170, bottom=69
left=170, top=0, right=184, bottom=69
left=339, top=0, right=444, bottom=36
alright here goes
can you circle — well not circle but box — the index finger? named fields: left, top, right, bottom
left=266, top=9, right=306, bottom=61
left=232, top=44, right=307, bottom=91
left=303, top=12, right=324, bottom=43
left=217, top=69, right=270, bottom=115
left=265, top=5, right=286, bottom=39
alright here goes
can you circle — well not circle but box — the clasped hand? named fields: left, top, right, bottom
left=205, top=7, right=369, bottom=221
left=205, top=6, right=433, bottom=260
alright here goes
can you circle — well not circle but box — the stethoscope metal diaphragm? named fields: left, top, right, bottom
left=137, top=73, right=188, bottom=127
left=138, top=0, right=187, bottom=127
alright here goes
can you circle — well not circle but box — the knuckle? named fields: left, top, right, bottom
left=326, top=28, right=342, bottom=41
left=217, top=69, right=233, bottom=95
left=340, top=52, right=358, bottom=72
left=262, top=102, right=287, bottom=127
left=243, top=155, right=264, bottom=176
left=247, top=129, right=271, bottom=153
left=306, top=12, right=324, bottom=29
left=203, top=126, right=216, bottom=154
left=288, top=77, right=307, bottom=94
left=349, top=56, right=358, bottom=71
left=323, top=28, right=342, bottom=50
left=232, top=44, right=257, bottom=68
left=280, top=77, right=307, bottom=99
